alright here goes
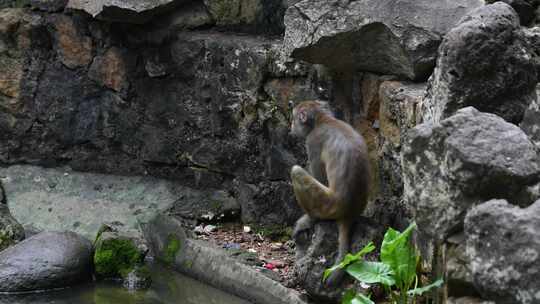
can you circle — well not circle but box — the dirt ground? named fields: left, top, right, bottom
left=194, top=222, right=300, bottom=288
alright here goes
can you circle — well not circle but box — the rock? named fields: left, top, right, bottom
left=0, top=165, right=179, bottom=240
left=30, top=0, right=67, bottom=12
left=88, top=46, right=130, bottom=93
left=465, top=199, right=540, bottom=304
left=0, top=181, right=24, bottom=251
left=156, top=1, right=213, bottom=30
left=66, top=0, right=189, bottom=24
left=521, top=86, right=540, bottom=149
left=0, top=0, right=30, bottom=8
left=293, top=218, right=385, bottom=301
left=446, top=233, right=477, bottom=297
left=51, top=14, right=93, bottom=69
left=522, top=27, right=540, bottom=82
left=282, top=0, right=483, bottom=80
left=487, top=0, right=537, bottom=25
left=403, top=107, right=540, bottom=240
left=233, top=179, right=302, bottom=227
left=93, top=223, right=150, bottom=289
left=168, top=189, right=240, bottom=222
left=0, top=231, right=92, bottom=292
left=422, top=3, right=537, bottom=124
left=204, top=0, right=287, bottom=35
left=378, top=80, right=426, bottom=199
left=448, top=297, right=495, bottom=304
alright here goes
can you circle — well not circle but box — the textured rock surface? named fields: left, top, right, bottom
left=66, top=0, right=188, bottom=24
left=465, top=199, right=540, bottom=304
left=403, top=107, right=540, bottom=240
left=0, top=9, right=321, bottom=227
left=521, top=86, right=540, bottom=149
left=0, top=231, right=92, bottom=292
left=0, top=165, right=180, bottom=239
left=283, top=0, right=483, bottom=80
left=422, top=3, right=537, bottom=124
left=487, top=0, right=539, bottom=25
left=293, top=218, right=385, bottom=301
left=378, top=81, right=426, bottom=199
left=30, top=0, right=67, bottom=12
left=0, top=180, right=24, bottom=251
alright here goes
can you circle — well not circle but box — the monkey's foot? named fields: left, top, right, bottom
left=293, top=214, right=314, bottom=239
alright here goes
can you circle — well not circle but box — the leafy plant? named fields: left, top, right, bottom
left=324, top=222, right=443, bottom=304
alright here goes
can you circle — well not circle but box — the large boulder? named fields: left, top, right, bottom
left=422, top=3, right=538, bottom=124
left=66, top=0, right=189, bottom=24
left=403, top=107, right=540, bottom=240
left=0, top=181, right=24, bottom=251
left=293, top=218, right=385, bottom=301
left=465, top=199, right=540, bottom=304
left=0, top=231, right=92, bottom=292
left=282, top=0, right=483, bottom=80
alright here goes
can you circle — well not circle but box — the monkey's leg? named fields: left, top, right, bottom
left=325, top=219, right=352, bottom=287
left=290, top=165, right=339, bottom=219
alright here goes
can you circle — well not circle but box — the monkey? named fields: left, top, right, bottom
left=289, top=100, right=370, bottom=286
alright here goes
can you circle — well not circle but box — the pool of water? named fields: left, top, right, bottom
left=0, top=263, right=252, bottom=304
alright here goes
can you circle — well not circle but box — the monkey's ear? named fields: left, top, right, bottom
left=299, top=110, right=307, bottom=123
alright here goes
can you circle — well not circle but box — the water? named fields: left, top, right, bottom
left=0, top=264, right=252, bottom=304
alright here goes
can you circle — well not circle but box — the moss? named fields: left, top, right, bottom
left=94, top=238, right=144, bottom=279
left=164, top=234, right=181, bottom=265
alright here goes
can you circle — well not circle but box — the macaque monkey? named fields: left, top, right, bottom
left=290, top=100, right=370, bottom=286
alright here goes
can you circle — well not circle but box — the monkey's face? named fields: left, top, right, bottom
left=290, top=106, right=309, bottom=138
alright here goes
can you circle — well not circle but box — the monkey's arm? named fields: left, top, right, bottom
left=291, top=165, right=341, bottom=220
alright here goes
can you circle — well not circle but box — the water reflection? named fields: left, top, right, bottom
left=0, top=264, right=252, bottom=304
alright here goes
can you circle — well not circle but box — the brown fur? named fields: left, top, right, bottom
left=290, top=100, right=370, bottom=286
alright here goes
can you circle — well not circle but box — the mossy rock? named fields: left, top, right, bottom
left=93, top=232, right=146, bottom=279
left=164, top=234, right=181, bottom=265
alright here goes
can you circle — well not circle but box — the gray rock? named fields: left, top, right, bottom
left=0, top=165, right=180, bottom=240
left=448, top=297, right=495, bottom=304
left=66, top=0, right=189, bottom=24
left=293, top=218, right=385, bottom=301
left=282, top=0, right=483, bottom=80
left=465, top=199, right=540, bottom=304
left=378, top=80, right=426, bottom=199
left=203, top=0, right=288, bottom=35
left=30, top=0, right=67, bottom=12
left=422, top=3, right=537, bottom=124
left=403, top=107, right=540, bottom=240
left=156, top=1, right=213, bottom=30
left=0, top=231, right=92, bottom=292
left=0, top=181, right=24, bottom=252
left=234, top=179, right=302, bottom=227
left=487, top=0, right=538, bottom=25
left=520, top=85, right=540, bottom=149
left=447, top=233, right=477, bottom=297
left=168, top=189, right=240, bottom=222
left=523, top=27, right=540, bottom=83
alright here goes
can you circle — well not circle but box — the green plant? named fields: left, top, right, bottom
left=324, top=222, right=443, bottom=304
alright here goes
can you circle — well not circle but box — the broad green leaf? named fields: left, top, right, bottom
left=380, top=222, right=418, bottom=288
left=324, top=242, right=376, bottom=280
left=342, top=290, right=375, bottom=304
left=346, top=261, right=396, bottom=286
left=407, top=279, right=444, bottom=296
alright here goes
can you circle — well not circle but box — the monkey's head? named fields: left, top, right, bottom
left=290, top=100, right=333, bottom=138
